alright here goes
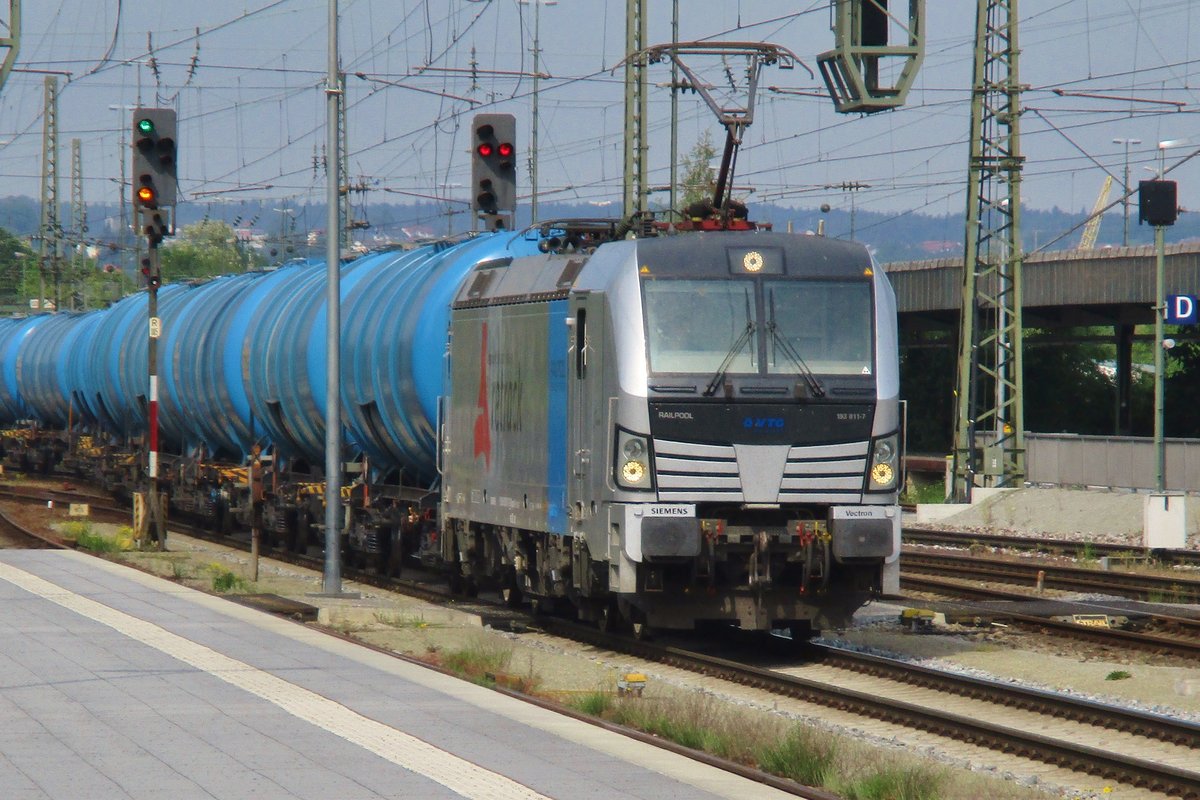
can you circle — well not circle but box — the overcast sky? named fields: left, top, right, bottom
left=1, top=0, right=1197, bottom=237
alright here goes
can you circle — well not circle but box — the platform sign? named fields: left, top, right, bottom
left=1167, top=294, right=1197, bottom=324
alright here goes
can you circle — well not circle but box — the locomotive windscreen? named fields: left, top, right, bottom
left=641, top=277, right=873, bottom=377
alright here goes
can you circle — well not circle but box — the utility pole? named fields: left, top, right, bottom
left=838, top=181, right=870, bottom=240
left=38, top=75, right=60, bottom=314
left=1113, top=137, right=1140, bottom=247
left=951, top=0, right=1025, bottom=500
left=322, top=0, right=347, bottom=596
left=622, top=0, right=647, bottom=222
left=521, top=0, right=557, bottom=224
left=0, top=1, right=19, bottom=94
left=668, top=0, right=679, bottom=215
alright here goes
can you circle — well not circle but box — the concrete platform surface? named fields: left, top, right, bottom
left=0, top=550, right=796, bottom=800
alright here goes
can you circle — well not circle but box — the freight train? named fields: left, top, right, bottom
left=0, top=223, right=901, bottom=637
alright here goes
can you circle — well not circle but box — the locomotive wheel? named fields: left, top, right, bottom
left=595, top=601, right=622, bottom=635
left=500, top=572, right=523, bottom=608
left=291, top=514, right=312, bottom=554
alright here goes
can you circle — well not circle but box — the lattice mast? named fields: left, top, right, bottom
left=951, top=0, right=1025, bottom=499
left=622, top=0, right=647, bottom=221
left=38, top=75, right=60, bottom=312
left=70, top=138, right=87, bottom=310
left=0, top=1, right=18, bottom=93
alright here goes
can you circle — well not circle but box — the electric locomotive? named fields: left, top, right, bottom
left=440, top=227, right=901, bottom=635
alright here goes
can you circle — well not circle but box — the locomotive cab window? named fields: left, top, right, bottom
left=765, top=281, right=873, bottom=376
left=641, top=276, right=873, bottom=378
left=643, top=281, right=756, bottom=375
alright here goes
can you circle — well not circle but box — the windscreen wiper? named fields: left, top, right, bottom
left=768, top=290, right=825, bottom=398
left=703, top=288, right=755, bottom=397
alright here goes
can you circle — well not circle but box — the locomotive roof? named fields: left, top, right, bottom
left=451, top=231, right=874, bottom=309
left=632, top=231, right=873, bottom=280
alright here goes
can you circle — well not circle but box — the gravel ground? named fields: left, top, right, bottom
left=911, top=486, right=1200, bottom=548
left=13, top=485, right=1199, bottom=800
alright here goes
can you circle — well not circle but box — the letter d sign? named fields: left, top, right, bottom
left=1167, top=294, right=1197, bottom=324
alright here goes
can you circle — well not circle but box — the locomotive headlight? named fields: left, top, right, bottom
left=621, top=460, right=647, bottom=484
left=867, top=433, right=900, bottom=491
left=615, top=429, right=653, bottom=490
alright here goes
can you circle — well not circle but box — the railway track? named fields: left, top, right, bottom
left=902, top=548, right=1200, bottom=603
left=0, top=500, right=66, bottom=549
left=7, top=485, right=1200, bottom=797
left=904, top=525, right=1200, bottom=568
left=542, top=623, right=1200, bottom=798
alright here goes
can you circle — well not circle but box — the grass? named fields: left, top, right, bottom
left=207, top=562, right=251, bottom=593
left=374, top=611, right=436, bottom=629
left=836, top=763, right=947, bottom=800
left=438, top=635, right=539, bottom=692
left=68, top=522, right=135, bottom=553
left=565, top=687, right=958, bottom=797
left=757, top=726, right=838, bottom=786
left=1076, top=541, right=1099, bottom=563
left=900, top=476, right=947, bottom=505
left=1105, top=670, right=1133, bottom=681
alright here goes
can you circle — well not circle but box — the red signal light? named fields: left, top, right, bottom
left=477, top=142, right=494, bottom=158
left=497, top=142, right=513, bottom=157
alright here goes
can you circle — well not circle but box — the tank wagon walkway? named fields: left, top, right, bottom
left=0, top=551, right=793, bottom=800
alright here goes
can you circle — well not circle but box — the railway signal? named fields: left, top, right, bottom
left=130, top=107, right=176, bottom=552
left=131, top=108, right=178, bottom=209
left=471, top=113, right=516, bottom=227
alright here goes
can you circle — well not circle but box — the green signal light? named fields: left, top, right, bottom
left=137, top=118, right=155, bottom=135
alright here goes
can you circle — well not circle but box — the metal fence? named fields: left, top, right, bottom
left=1026, top=433, right=1200, bottom=493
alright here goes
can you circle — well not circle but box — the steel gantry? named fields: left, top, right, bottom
left=818, top=0, right=924, bottom=114
left=951, top=0, right=1026, bottom=499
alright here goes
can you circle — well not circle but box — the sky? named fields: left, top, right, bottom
left=1, top=0, right=1198, bottom=239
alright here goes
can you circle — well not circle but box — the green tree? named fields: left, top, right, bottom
left=678, top=131, right=717, bottom=211
left=0, top=226, right=34, bottom=309
left=160, top=219, right=259, bottom=281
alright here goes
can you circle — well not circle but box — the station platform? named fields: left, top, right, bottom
left=0, top=550, right=796, bottom=800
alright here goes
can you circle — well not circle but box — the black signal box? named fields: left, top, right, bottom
left=1139, top=179, right=1178, bottom=227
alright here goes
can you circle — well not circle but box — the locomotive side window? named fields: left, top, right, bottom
left=575, top=308, right=587, bottom=379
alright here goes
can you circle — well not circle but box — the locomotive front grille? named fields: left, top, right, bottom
left=652, top=438, right=867, bottom=502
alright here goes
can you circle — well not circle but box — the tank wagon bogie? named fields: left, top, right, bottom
left=2, top=226, right=900, bottom=637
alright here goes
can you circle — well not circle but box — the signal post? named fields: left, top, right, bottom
left=131, top=108, right=177, bottom=549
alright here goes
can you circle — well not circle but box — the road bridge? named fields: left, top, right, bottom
left=883, top=242, right=1200, bottom=437
left=884, top=241, right=1200, bottom=327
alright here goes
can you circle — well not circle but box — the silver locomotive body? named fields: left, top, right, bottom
left=442, top=230, right=900, bottom=633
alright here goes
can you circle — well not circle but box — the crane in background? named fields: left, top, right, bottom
left=1078, top=175, right=1113, bottom=249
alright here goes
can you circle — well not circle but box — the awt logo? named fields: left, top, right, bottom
left=743, top=417, right=784, bottom=429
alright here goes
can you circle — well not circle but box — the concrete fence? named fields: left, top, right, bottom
left=1026, top=433, right=1200, bottom=493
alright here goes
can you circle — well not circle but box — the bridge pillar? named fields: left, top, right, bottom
left=1115, top=323, right=1134, bottom=435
